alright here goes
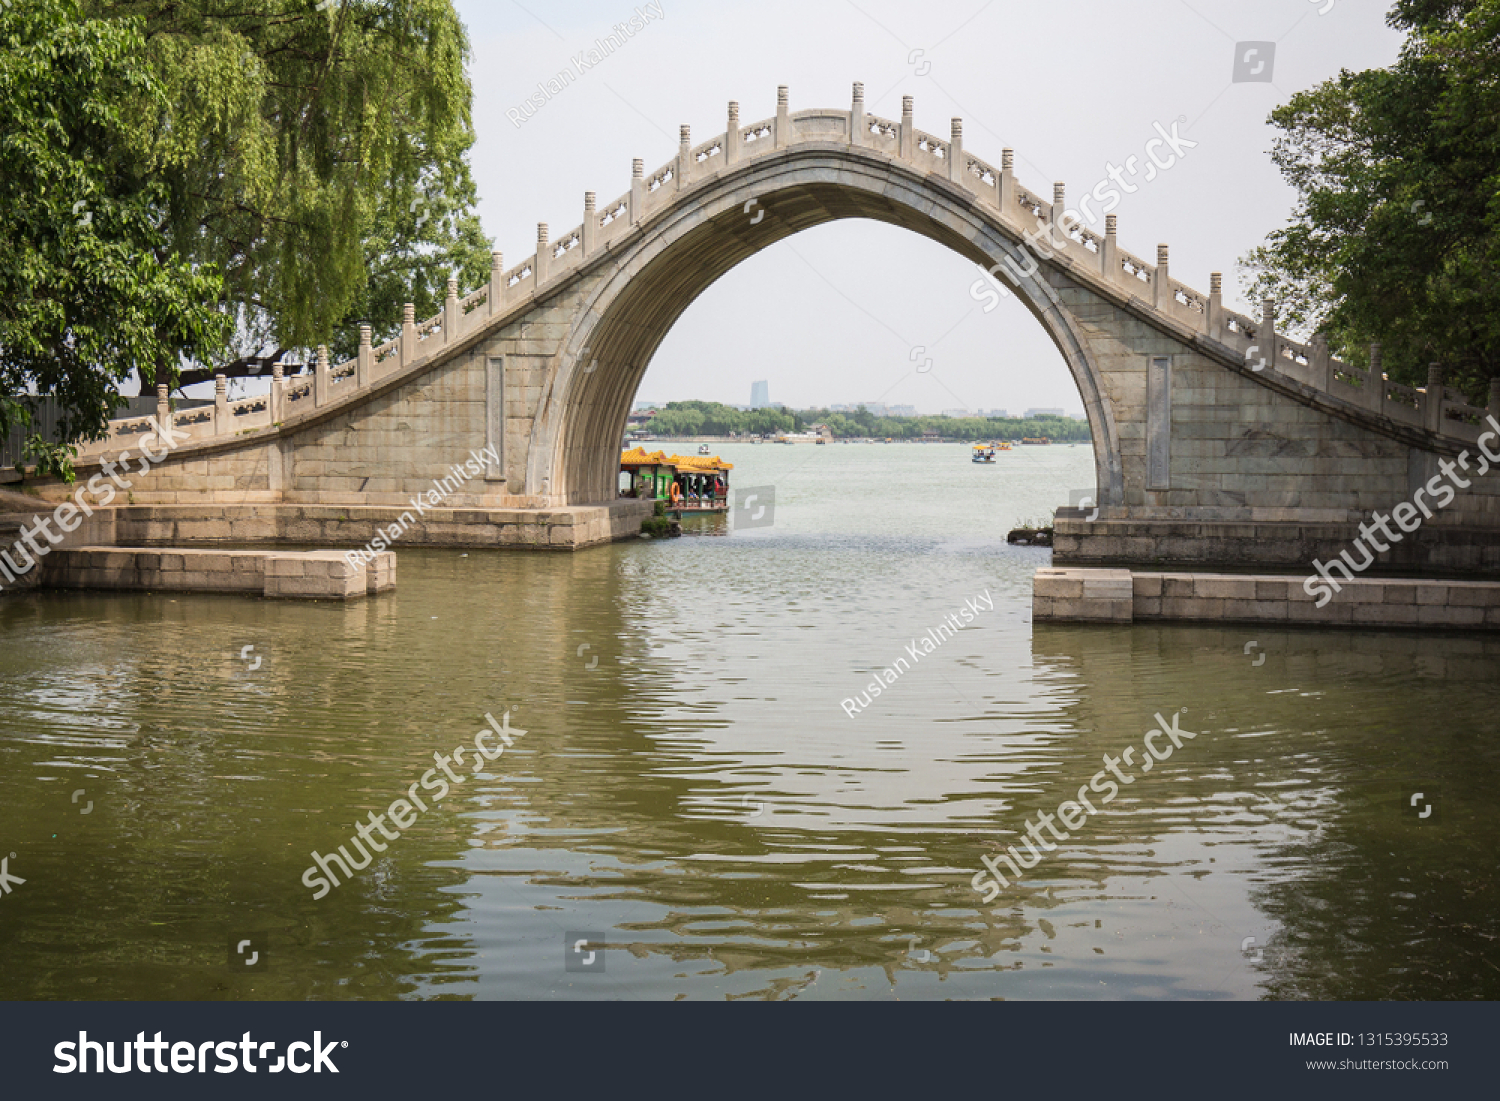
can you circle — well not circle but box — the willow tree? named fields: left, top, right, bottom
left=89, top=0, right=492, bottom=385
left=0, top=0, right=228, bottom=478
left=1242, top=0, right=1500, bottom=400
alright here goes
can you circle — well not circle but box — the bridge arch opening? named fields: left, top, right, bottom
left=638, top=219, right=1084, bottom=443
left=525, top=158, right=1125, bottom=507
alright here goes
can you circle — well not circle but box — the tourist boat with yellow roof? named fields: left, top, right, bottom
left=619, top=447, right=734, bottom=512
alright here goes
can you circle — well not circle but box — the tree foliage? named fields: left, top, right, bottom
left=91, top=0, right=492, bottom=376
left=812, top=409, right=1091, bottom=442
left=1243, top=0, right=1500, bottom=399
left=0, top=0, right=228, bottom=478
left=1, top=0, right=491, bottom=474
left=647, top=401, right=796, bottom=437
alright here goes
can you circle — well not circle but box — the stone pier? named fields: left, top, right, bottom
left=1034, top=567, right=1500, bottom=629
left=45, top=547, right=395, bottom=600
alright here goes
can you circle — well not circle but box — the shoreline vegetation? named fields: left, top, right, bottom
left=637, top=401, right=1093, bottom=443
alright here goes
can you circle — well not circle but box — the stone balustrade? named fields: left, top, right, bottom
left=75, top=84, right=1493, bottom=462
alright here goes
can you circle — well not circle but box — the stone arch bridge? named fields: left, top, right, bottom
left=40, top=86, right=1500, bottom=572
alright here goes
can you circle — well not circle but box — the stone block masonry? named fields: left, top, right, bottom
left=102, top=500, right=653, bottom=552
left=1034, top=567, right=1500, bottom=630
left=1053, top=517, right=1500, bottom=575
left=45, top=548, right=395, bottom=601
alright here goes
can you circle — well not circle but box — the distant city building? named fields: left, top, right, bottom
left=1067, top=412, right=1088, bottom=420
left=633, top=400, right=660, bottom=412
left=887, top=405, right=918, bottom=417
left=750, top=381, right=770, bottom=408
left=1025, top=407, right=1066, bottom=417
left=941, top=408, right=972, bottom=419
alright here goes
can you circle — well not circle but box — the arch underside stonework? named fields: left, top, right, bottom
left=535, top=151, right=1123, bottom=507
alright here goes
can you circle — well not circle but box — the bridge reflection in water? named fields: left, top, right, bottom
left=0, top=487, right=1496, bottom=999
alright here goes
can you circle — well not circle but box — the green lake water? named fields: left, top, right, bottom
left=1, top=441, right=1497, bottom=1000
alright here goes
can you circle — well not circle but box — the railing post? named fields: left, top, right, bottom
left=1367, top=343, right=1385, bottom=413
left=489, top=250, right=504, bottom=315
left=850, top=82, right=864, bottom=147
left=357, top=324, right=372, bottom=387
left=156, top=382, right=170, bottom=438
left=212, top=372, right=228, bottom=433
left=1426, top=363, right=1446, bottom=432
left=444, top=276, right=459, bottom=341
left=400, top=303, right=416, bottom=366
left=1050, top=183, right=1065, bottom=234
left=582, top=192, right=596, bottom=258
left=314, top=347, right=329, bottom=408
left=1154, top=244, right=1170, bottom=310
left=1261, top=300, right=1278, bottom=367
left=949, top=118, right=964, bottom=186
left=630, top=160, right=644, bottom=224
left=776, top=85, right=790, bottom=148
left=999, top=148, right=1015, bottom=215
left=1102, top=214, right=1118, bottom=280
left=534, top=223, right=549, bottom=287
left=270, top=361, right=284, bottom=423
left=677, top=125, right=691, bottom=191
left=725, top=101, right=739, bottom=166
left=1489, top=376, right=1500, bottom=426
left=899, top=95, right=914, bottom=161
left=1312, top=333, right=1331, bottom=390
left=1207, top=272, right=1223, bottom=341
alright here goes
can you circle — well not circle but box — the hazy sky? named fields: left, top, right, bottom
left=453, top=0, right=1404, bottom=414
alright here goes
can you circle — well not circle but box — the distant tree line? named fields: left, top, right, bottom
left=640, top=401, right=1092, bottom=442
left=644, top=401, right=799, bottom=437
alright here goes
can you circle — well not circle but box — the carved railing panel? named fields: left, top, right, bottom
left=864, top=115, right=899, bottom=154
left=1119, top=251, right=1153, bottom=286
left=691, top=137, right=723, bottom=164
left=912, top=129, right=948, bottom=166
left=504, top=261, right=534, bottom=289
left=966, top=156, right=997, bottom=187
left=372, top=338, right=400, bottom=365
left=598, top=197, right=629, bottom=228
left=461, top=286, right=490, bottom=314
left=742, top=119, right=773, bottom=146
